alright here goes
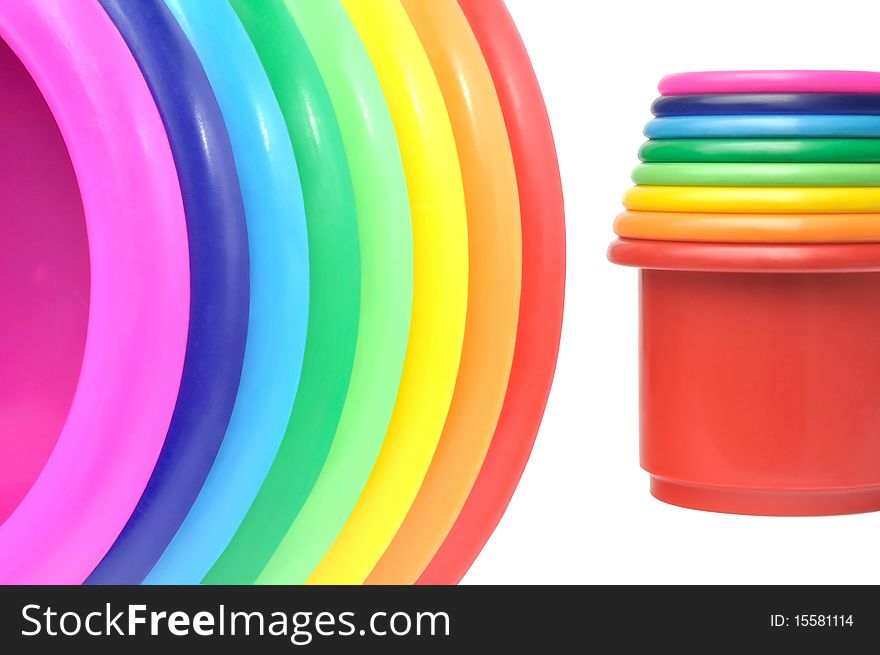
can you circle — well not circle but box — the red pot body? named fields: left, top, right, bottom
left=610, top=239, right=880, bottom=515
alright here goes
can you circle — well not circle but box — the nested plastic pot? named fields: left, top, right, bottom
left=609, top=238, right=880, bottom=516
left=0, top=1, right=189, bottom=584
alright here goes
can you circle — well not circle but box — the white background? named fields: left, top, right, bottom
left=466, top=0, right=880, bottom=584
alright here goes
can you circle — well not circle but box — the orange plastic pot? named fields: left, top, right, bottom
left=609, top=238, right=880, bottom=515
left=614, top=210, right=880, bottom=243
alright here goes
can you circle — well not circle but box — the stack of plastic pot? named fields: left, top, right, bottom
left=610, top=70, right=880, bottom=516
left=0, top=0, right=565, bottom=585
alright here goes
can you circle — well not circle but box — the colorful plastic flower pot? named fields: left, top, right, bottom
left=609, top=239, right=880, bottom=516
left=0, top=0, right=189, bottom=584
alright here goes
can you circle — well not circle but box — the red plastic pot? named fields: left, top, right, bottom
left=609, top=238, right=880, bottom=516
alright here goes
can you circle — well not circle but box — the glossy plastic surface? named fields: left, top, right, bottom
left=308, top=0, right=468, bottom=585
left=204, top=0, right=360, bottom=585
left=420, top=0, right=565, bottom=585
left=639, top=267, right=880, bottom=515
left=615, top=210, right=880, bottom=243
left=368, top=0, right=521, bottom=585
left=144, top=0, right=309, bottom=585
left=653, top=93, right=880, bottom=116
left=633, top=162, right=880, bottom=187
left=88, top=0, right=249, bottom=585
left=624, top=186, right=880, bottom=213
left=255, top=0, right=413, bottom=585
left=640, top=139, right=880, bottom=163
left=645, top=115, right=880, bottom=139
left=0, top=1, right=189, bottom=584
left=660, top=70, right=880, bottom=95
left=608, top=238, right=880, bottom=273
left=0, top=39, right=88, bottom=525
